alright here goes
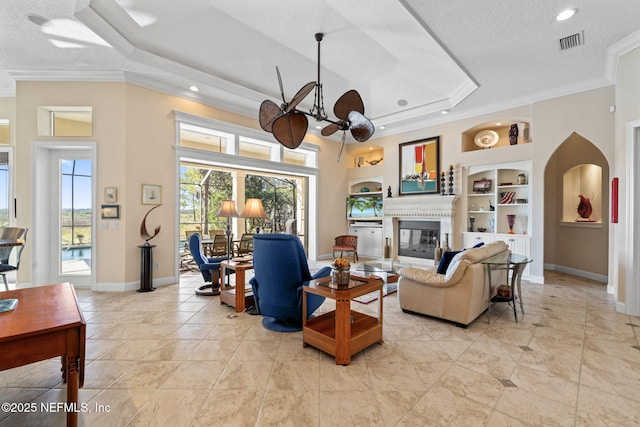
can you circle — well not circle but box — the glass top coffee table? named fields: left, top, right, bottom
left=354, top=259, right=411, bottom=288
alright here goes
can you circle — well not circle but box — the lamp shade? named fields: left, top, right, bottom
left=240, top=198, right=268, bottom=218
left=217, top=200, right=239, bottom=218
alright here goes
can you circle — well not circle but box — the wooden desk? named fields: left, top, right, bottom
left=219, top=261, right=254, bottom=312
left=303, top=274, right=383, bottom=365
left=0, top=283, right=86, bottom=427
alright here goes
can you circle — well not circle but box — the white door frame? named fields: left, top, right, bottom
left=625, top=120, right=640, bottom=316
left=32, top=141, right=97, bottom=289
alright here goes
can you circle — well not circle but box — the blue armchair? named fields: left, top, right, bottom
left=188, top=233, right=230, bottom=296
left=250, top=234, right=331, bottom=332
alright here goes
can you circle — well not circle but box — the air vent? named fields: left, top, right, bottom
left=559, top=31, right=584, bottom=50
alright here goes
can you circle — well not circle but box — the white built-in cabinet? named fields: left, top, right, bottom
left=464, top=162, right=532, bottom=276
left=348, top=226, right=383, bottom=258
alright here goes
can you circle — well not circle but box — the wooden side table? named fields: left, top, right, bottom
left=219, top=260, right=254, bottom=312
left=303, top=274, right=383, bottom=365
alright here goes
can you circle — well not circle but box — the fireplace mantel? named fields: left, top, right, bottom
left=384, top=195, right=458, bottom=218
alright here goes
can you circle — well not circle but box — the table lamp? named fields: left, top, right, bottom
left=217, top=199, right=239, bottom=263
left=240, top=198, right=268, bottom=233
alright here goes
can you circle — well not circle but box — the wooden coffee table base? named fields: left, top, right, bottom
left=303, top=275, right=383, bottom=365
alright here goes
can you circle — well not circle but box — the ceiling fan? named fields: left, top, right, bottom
left=259, top=33, right=375, bottom=161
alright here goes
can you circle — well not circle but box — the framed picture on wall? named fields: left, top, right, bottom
left=399, top=136, right=440, bottom=195
left=101, top=204, right=120, bottom=219
left=104, top=187, right=117, bottom=203
left=141, top=184, right=162, bottom=205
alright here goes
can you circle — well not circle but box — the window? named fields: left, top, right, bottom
left=37, top=107, right=93, bottom=137
left=0, top=151, right=9, bottom=226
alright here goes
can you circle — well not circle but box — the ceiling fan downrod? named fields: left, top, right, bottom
left=311, top=32, right=327, bottom=122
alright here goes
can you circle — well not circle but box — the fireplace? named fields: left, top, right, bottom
left=383, top=194, right=457, bottom=265
left=398, top=220, right=440, bottom=259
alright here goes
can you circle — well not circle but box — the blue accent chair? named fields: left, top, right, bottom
left=188, top=233, right=230, bottom=296
left=250, top=234, right=331, bottom=332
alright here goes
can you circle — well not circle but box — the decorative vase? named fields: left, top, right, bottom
left=443, top=233, right=450, bottom=252
left=331, top=267, right=350, bottom=287
left=507, top=214, right=516, bottom=234
left=517, top=173, right=527, bottom=185
left=469, top=216, right=475, bottom=232
left=509, top=124, right=519, bottom=145
left=434, top=240, right=442, bottom=262
left=384, top=238, right=391, bottom=258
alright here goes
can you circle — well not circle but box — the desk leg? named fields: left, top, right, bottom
left=66, top=356, right=79, bottom=427
left=235, top=269, right=246, bottom=313
left=335, top=297, right=351, bottom=365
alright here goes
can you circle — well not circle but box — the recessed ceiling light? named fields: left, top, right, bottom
left=397, top=99, right=408, bottom=107
left=315, top=125, right=322, bottom=129
left=189, top=86, right=199, bottom=92
left=441, top=110, right=449, bottom=115
left=379, top=125, right=386, bottom=129
left=496, top=122, right=502, bottom=126
left=556, top=8, right=577, bottom=21
left=369, top=147, right=374, bottom=150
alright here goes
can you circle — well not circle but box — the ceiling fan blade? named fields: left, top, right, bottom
left=286, top=81, right=315, bottom=112
left=334, top=89, right=365, bottom=119
left=347, top=111, right=375, bottom=142
left=276, top=66, right=285, bottom=104
left=259, top=100, right=284, bottom=133
left=271, top=111, right=308, bottom=149
left=321, top=123, right=340, bottom=137
left=336, top=132, right=347, bottom=162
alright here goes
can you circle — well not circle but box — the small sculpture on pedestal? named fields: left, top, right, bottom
left=509, top=124, right=519, bottom=145
left=469, top=216, right=475, bottom=232
left=387, top=185, right=393, bottom=198
left=440, top=172, right=446, bottom=195
left=448, top=165, right=454, bottom=195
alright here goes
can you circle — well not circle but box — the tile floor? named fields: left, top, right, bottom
left=1, top=270, right=639, bottom=426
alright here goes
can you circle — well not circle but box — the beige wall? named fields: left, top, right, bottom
left=1, top=78, right=620, bottom=290
left=346, top=87, right=614, bottom=281
left=12, top=82, right=344, bottom=288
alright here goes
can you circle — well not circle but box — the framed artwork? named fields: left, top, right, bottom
left=473, top=179, right=492, bottom=193
left=399, top=136, right=440, bottom=195
left=101, top=204, right=120, bottom=219
left=104, top=187, right=117, bottom=203
left=142, top=184, right=162, bottom=205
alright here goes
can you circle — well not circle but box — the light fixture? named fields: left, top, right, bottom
left=189, top=85, right=199, bottom=92
left=217, top=200, right=239, bottom=283
left=379, top=125, right=387, bottom=130
left=259, top=33, right=374, bottom=161
left=240, top=198, right=268, bottom=233
left=441, top=110, right=449, bottom=115
left=556, top=8, right=577, bottom=21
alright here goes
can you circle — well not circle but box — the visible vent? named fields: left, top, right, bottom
left=499, top=379, right=517, bottom=388
left=559, top=31, right=584, bottom=50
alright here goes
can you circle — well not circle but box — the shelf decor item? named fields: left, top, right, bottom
left=469, top=216, right=475, bottom=232
left=448, top=165, right=454, bottom=195
left=507, top=214, right=516, bottom=234
left=440, top=172, right=446, bottom=195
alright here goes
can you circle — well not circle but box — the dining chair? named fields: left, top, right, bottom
left=332, top=235, right=358, bottom=262
left=0, top=228, right=27, bottom=291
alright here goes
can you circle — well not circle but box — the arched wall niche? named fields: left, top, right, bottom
left=461, top=119, right=531, bottom=152
left=544, top=132, right=609, bottom=281
left=562, top=164, right=602, bottom=222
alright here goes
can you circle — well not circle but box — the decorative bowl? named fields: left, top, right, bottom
left=477, top=227, right=487, bottom=232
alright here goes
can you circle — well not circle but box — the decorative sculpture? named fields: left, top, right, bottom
left=577, top=195, right=593, bottom=220
left=509, top=124, right=519, bottom=145
left=140, top=204, right=161, bottom=243
left=507, top=214, right=516, bottom=234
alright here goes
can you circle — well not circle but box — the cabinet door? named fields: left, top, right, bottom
left=369, top=228, right=383, bottom=258
left=495, top=235, right=531, bottom=276
left=463, top=232, right=494, bottom=248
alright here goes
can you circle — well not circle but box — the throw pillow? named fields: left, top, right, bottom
left=472, top=241, right=485, bottom=248
left=437, top=250, right=462, bottom=274
left=445, top=251, right=466, bottom=281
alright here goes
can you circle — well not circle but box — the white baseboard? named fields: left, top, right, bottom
left=95, top=276, right=177, bottom=292
left=543, top=263, right=608, bottom=283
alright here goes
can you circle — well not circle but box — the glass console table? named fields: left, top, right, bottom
left=482, top=253, right=532, bottom=323
left=354, top=259, right=411, bottom=294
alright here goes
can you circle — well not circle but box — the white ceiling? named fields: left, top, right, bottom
left=1, top=0, right=640, bottom=139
